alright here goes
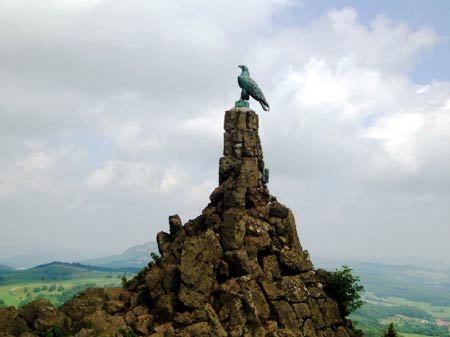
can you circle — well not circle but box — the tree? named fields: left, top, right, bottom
left=324, top=265, right=365, bottom=317
left=383, top=323, right=398, bottom=337
left=121, top=276, right=129, bottom=288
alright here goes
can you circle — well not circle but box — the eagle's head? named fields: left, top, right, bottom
left=238, top=65, right=248, bottom=72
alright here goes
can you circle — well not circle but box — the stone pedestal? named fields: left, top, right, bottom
left=218, top=108, right=269, bottom=210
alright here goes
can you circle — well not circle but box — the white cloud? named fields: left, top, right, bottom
left=87, top=161, right=117, bottom=189
left=87, top=160, right=159, bottom=190
left=0, top=1, right=449, bottom=264
left=367, top=113, right=424, bottom=172
left=0, top=146, right=86, bottom=200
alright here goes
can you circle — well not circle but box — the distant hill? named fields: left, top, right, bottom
left=0, top=261, right=138, bottom=285
left=0, top=264, right=12, bottom=273
left=0, top=250, right=91, bottom=269
left=82, top=242, right=450, bottom=306
left=81, top=241, right=158, bottom=269
left=315, top=258, right=450, bottom=307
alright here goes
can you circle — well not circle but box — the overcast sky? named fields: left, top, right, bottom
left=1, top=0, right=449, bottom=267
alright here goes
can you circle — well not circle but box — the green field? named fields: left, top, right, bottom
left=0, top=262, right=136, bottom=308
left=0, top=278, right=121, bottom=308
left=387, top=297, right=450, bottom=321
left=353, top=294, right=450, bottom=337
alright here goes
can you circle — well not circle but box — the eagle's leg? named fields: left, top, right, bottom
left=240, top=88, right=249, bottom=101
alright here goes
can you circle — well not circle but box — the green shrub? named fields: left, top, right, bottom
left=45, top=326, right=63, bottom=337
left=121, top=276, right=129, bottom=288
left=150, top=252, right=162, bottom=266
left=325, top=265, right=364, bottom=317
left=383, top=323, right=398, bottom=337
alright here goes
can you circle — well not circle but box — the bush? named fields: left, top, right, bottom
left=383, top=323, right=398, bottom=337
left=45, top=326, right=63, bottom=337
left=121, top=276, right=129, bottom=288
left=324, top=265, right=364, bottom=317
left=150, top=252, right=162, bottom=266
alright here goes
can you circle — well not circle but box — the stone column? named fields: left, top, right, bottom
left=217, top=107, right=269, bottom=209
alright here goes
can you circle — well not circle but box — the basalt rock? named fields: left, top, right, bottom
left=0, top=107, right=362, bottom=337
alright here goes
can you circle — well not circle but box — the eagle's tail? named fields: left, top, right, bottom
left=260, top=99, right=270, bottom=111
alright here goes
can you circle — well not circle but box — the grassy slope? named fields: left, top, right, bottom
left=357, top=268, right=450, bottom=307
left=0, top=262, right=136, bottom=308
left=0, top=278, right=122, bottom=308
left=352, top=294, right=450, bottom=337
left=0, top=262, right=137, bottom=285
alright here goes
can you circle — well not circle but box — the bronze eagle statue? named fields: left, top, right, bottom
left=238, top=65, right=270, bottom=111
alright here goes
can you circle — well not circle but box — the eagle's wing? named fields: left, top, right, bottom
left=238, top=76, right=245, bottom=89
left=243, top=76, right=267, bottom=102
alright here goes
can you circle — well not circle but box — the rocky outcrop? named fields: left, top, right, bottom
left=0, top=107, right=362, bottom=337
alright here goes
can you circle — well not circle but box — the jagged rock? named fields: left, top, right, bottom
left=179, top=229, right=222, bottom=308
left=1, top=107, right=361, bottom=337
left=279, top=248, right=314, bottom=273
left=0, top=307, right=28, bottom=336
left=280, top=275, right=309, bottom=302
left=104, top=288, right=132, bottom=302
left=169, top=214, right=183, bottom=237
left=220, top=209, right=247, bottom=249
left=261, top=255, right=282, bottom=280
left=105, top=300, right=126, bottom=314
left=135, top=314, right=154, bottom=335
left=19, top=299, right=70, bottom=335
left=304, top=318, right=319, bottom=337
left=271, top=300, right=301, bottom=332
left=84, top=310, right=127, bottom=336
left=60, top=288, right=107, bottom=321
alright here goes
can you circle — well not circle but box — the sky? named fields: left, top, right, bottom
left=0, top=0, right=449, bottom=267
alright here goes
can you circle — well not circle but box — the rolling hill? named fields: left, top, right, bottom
left=0, top=262, right=138, bottom=308
left=81, top=241, right=158, bottom=269
left=0, top=264, right=12, bottom=273
left=0, top=262, right=137, bottom=285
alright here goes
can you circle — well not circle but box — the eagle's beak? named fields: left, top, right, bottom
left=238, top=65, right=243, bottom=69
